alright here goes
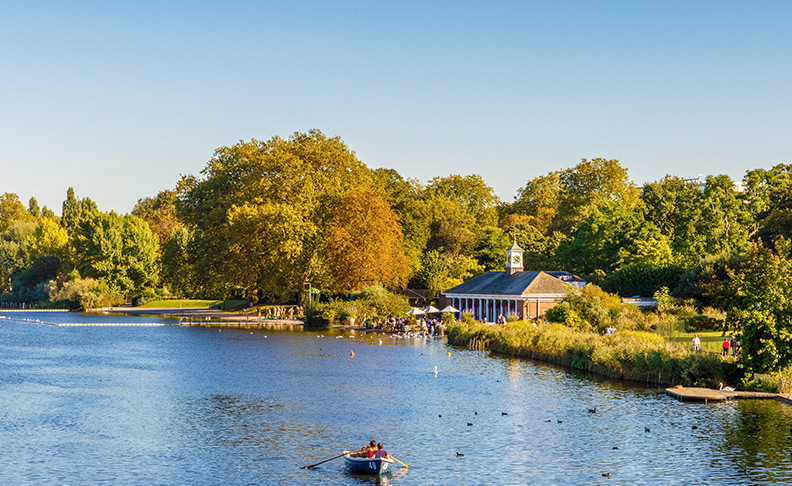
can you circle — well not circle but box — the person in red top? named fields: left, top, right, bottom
left=722, top=338, right=730, bottom=356
left=366, top=440, right=377, bottom=458
left=352, top=440, right=376, bottom=458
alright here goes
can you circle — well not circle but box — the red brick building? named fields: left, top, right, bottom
left=439, top=242, right=584, bottom=322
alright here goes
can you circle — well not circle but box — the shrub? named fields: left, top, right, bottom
left=350, top=283, right=410, bottom=319
left=545, top=284, right=623, bottom=332
left=132, top=288, right=158, bottom=306
left=601, top=263, right=684, bottom=297
left=48, top=276, right=122, bottom=310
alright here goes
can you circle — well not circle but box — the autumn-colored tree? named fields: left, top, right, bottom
left=371, top=168, right=429, bottom=266
left=322, top=190, right=409, bottom=292
left=0, top=193, right=35, bottom=233
left=178, top=130, right=403, bottom=301
left=28, top=217, right=69, bottom=260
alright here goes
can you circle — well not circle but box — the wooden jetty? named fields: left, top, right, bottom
left=666, top=386, right=778, bottom=402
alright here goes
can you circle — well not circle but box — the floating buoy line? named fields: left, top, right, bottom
left=0, top=315, right=167, bottom=327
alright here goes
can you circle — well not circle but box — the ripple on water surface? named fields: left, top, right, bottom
left=1, top=314, right=792, bottom=485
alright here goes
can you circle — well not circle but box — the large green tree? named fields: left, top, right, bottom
left=554, top=158, right=640, bottom=234
left=642, top=174, right=751, bottom=266
left=61, top=187, right=98, bottom=234
left=72, top=212, right=159, bottom=293
left=0, top=221, right=38, bottom=277
left=160, top=226, right=194, bottom=297
left=743, top=164, right=792, bottom=245
left=555, top=200, right=669, bottom=279
left=178, top=130, right=409, bottom=301
left=721, top=238, right=792, bottom=374
left=511, top=172, right=562, bottom=234
left=510, top=158, right=639, bottom=237
left=132, top=189, right=182, bottom=245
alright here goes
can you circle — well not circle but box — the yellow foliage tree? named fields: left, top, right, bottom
left=323, top=190, right=409, bottom=292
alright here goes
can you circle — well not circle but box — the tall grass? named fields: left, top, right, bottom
left=446, top=320, right=740, bottom=387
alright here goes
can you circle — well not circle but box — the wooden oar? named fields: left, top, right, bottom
left=388, top=455, right=409, bottom=468
left=301, top=448, right=361, bottom=469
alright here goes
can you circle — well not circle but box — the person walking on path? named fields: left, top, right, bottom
left=722, top=338, right=730, bottom=356
left=730, top=335, right=738, bottom=357
left=692, top=334, right=701, bottom=352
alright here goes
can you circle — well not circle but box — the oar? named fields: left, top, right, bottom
left=301, top=448, right=361, bottom=470
left=388, top=455, right=409, bottom=468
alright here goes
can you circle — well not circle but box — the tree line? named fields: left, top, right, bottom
left=2, top=130, right=791, bottom=371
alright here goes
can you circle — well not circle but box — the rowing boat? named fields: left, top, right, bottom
left=343, top=451, right=394, bottom=474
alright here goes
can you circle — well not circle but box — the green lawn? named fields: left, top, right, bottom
left=136, top=299, right=219, bottom=309
left=667, top=331, right=736, bottom=354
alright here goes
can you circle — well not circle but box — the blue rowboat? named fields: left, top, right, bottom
left=343, top=451, right=394, bottom=475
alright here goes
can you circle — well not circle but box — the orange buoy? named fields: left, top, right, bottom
left=350, top=350, right=355, bottom=357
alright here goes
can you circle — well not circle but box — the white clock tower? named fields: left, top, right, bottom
left=505, top=240, right=524, bottom=275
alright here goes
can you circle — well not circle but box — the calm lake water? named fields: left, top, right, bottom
left=2, top=312, right=792, bottom=485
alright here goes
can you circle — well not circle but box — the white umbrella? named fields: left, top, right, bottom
left=406, top=307, right=425, bottom=316
left=440, top=305, right=460, bottom=313
left=423, top=306, right=441, bottom=314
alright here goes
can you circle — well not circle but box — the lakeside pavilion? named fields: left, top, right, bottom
left=439, top=242, right=585, bottom=322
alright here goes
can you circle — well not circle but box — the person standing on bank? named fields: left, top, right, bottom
left=722, top=338, right=730, bottom=356
left=692, top=334, right=701, bottom=352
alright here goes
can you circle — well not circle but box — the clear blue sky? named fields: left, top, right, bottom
left=3, top=1, right=791, bottom=214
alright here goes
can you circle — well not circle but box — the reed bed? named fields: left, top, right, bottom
left=446, top=320, right=740, bottom=387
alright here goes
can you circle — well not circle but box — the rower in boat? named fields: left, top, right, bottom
left=372, top=443, right=388, bottom=458
left=350, top=440, right=376, bottom=458
left=343, top=443, right=395, bottom=475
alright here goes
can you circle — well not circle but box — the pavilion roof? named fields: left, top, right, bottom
left=442, top=270, right=576, bottom=296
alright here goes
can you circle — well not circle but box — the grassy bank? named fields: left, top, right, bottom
left=667, top=331, right=733, bottom=354
left=446, top=320, right=740, bottom=387
left=136, top=299, right=220, bottom=308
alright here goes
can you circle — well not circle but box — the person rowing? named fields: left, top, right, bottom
left=372, top=443, right=388, bottom=458
left=350, top=440, right=377, bottom=458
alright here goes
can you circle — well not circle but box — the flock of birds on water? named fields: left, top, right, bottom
left=434, top=404, right=763, bottom=480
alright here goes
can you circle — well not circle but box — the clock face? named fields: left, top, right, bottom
left=513, top=255, right=521, bottom=264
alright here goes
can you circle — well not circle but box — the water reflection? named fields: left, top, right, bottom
left=3, top=313, right=792, bottom=484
